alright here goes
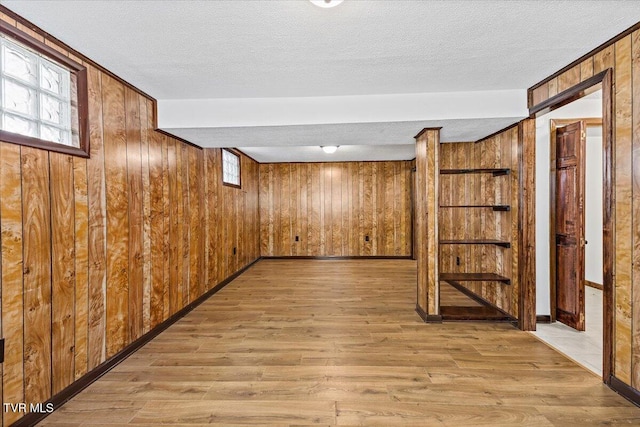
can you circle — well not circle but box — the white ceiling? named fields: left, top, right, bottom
left=4, top=0, right=639, bottom=162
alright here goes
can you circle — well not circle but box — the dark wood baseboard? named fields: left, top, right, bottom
left=415, top=304, right=442, bottom=323
left=536, top=315, right=552, bottom=323
left=586, top=280, right=604, bottom=291
left=609, top=375, right=640, bottom=408
left=11, top=257, right=261, bottom=427
left=262, top=255, right=413, bottom=260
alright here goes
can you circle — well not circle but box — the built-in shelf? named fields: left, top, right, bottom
left=440, top=305, right=513, bottom=321
left=440, top=272, right=511, bottom=285
left=439, top=205, right=511, bottom=212
left=439, top=239, right=511, bottom=248
left=440, top=168, right=510, bottom=176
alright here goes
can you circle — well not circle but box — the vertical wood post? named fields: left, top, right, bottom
left=414, top=128, right=441, bottom=321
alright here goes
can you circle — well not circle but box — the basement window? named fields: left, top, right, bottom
left=222, top=148, right=241, bottom=187
left=0, top=22, right=89, bottom=157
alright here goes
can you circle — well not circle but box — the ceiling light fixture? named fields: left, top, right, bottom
left=309, top=0, right=344, bottom=8
left=321, top=146, right=339, bottom=154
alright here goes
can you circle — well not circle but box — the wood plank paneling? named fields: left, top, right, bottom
left=125, top=86, right=143, bottom=342
left=102, top=75, right=129, bottom=358
left=180, top=144, right=190, bottom=305
left=49, top=152, right=76, bottom=394
left=188, top=147, right=201, bottom=301
left=175, top=142, right=185, bottom=311
left=632, top=29, right=640, bottom=390
left=140, top=97, right=152, bottom=334
left=22, top=146, right=52, bottom=405
left=259, top=161, right=413, bottom=257
left=614, top=35, right=633, bottom=385
left=86, top=64, right=107, bottom=371
left=1, top=143, right=24, bottom=426
left=149, top=125, right=164, bottom=329
left=73, top=155, right=89, bottom=379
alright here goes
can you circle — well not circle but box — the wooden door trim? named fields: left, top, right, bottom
left=531, top=69, right=613, bottom=383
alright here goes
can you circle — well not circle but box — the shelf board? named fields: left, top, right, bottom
left=439, top=205, right=511, bottom=212
left=439, top=239, right=511, bottom=248
left=440, top=273, right=511, bottom=285
left=440, top=168, right=510, bottom=176
left=440, top=305, right=514, bottom=321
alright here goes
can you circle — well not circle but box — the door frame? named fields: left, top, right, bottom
left=529, top=69, right=613, bottom=382
left=549, top=117, right=602, bottom=324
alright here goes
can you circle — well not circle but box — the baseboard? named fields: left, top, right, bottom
left=609, top=375, right=640, bottom=408
left=415, top=304, right=442, bottom=323
left=586, top=280, right=604, bottom=291
left=536, top=315, right=552, bottom=323
left=262, top=255, right=413, bottom=260
left=11, top=257, right=261, bottom=427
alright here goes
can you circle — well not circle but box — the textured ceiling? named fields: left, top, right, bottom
left=4, top=0, right=638, bottom=161
left=166, top=117, right=521, bottom=162
left=5, top=0, right=639, bottom=99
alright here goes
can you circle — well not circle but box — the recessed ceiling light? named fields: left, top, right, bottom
left=309, top=0, right=344, bottom=9
left=321, top=146, right=339, bottom=154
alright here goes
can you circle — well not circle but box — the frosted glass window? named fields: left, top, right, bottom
left=222, top=149, right=241, bottom=187
left=0, top=34, right=72, bottom=146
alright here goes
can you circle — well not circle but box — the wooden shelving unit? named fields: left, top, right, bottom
left=438, top=134, right=523, bottom=321
left=438, top=156, right=514, bottom=319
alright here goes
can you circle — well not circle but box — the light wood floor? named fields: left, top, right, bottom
left=39, top=259, right=640, bottom=426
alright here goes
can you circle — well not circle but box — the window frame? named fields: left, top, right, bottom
left=0, top=21, right=89, bottom=158
left=222, top=148, right=241, bottom=189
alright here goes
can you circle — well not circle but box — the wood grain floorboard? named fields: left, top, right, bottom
left=38, top=259, right=639, bottom=426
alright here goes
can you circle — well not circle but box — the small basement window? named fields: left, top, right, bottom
left=0, top=22, right=89, bottom=157
left=222, top=149, right=241, bottom=187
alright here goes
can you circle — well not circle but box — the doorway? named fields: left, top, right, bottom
left=531, top=82, right=610, bottom=378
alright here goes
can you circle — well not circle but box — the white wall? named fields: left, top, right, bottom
left=585, top=126, right=603, bottom=285
left=535, top=92, right=602, bottom=316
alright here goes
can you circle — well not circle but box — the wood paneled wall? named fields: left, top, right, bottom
left=0, top=13, right=259, bottom=426
left=439, top=128, right=520, bottom=318
left=528, top=25, right=640, bottom=391
left=415, top=129, right=439, bottom=319
left=259, top=161, right=412, bottom=257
